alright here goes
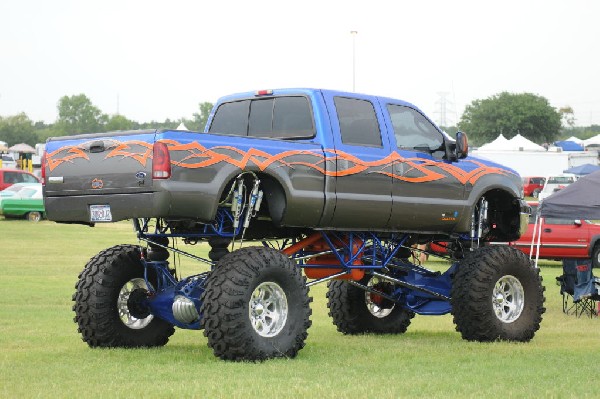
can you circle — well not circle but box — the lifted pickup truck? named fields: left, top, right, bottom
left=43, top=88, right=544, bottom=361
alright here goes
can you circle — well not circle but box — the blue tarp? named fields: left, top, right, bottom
left=554, top=140, right=584, bottom=151
left=563, top=163, right=600, bottom=175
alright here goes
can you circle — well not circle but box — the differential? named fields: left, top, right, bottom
left=172, top=295, right=200, bottom=324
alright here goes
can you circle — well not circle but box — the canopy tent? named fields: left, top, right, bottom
left=539, top=170, right=600, bottom=219
left=0, top=142, right=8, bottom=152
left=554, top=140, right=584, bottom=151
left=563, top=163, right=600, bottom=176
left=566, top=136, right=584, bottom=144
left=583, top=134, right=600, bottom=146
left=176, top=122, right=189, bottom=130
left=477, top=133, right=546, bottom=151
left=508, top=134, right=546, bottom=151
left=8, top=143, right=36, bottom=153
left=477, top=134, right=510, bottom=151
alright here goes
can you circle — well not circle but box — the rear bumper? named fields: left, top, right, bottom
left=44, top=191, right=171, bottom=223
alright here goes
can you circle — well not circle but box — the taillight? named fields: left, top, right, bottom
left=152, top=142, right=171, bottom=179
left=41, top=152, right=47, bottom=185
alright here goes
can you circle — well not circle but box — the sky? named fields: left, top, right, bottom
left=1, top=0, right=599, bottom=128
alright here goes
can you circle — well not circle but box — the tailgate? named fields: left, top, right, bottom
left=44, top=130, right=164, bottom=223
left=45, top=130, right=157, bottom=196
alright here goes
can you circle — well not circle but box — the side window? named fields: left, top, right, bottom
left=334, top=97, right=382, bottom=147
left=22, top=174, right=38, bottom=183
left=387, top=104, right=443, bottom=152
left=208, top=100, right=250, bottom=135
left=5, top=172, right=23, bottom=184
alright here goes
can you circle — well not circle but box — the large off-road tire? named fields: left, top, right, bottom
left=327, top=275, right=415, bottom=334
left=200, top=247, right=312, bottom=361
left=72, top=244, right=175, bottom=347
left=451, top=246, right=545, bottom=342
left=592, top=244, right=600, bottom=269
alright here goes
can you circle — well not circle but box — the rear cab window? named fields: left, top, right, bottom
left=208, top=96, right=315, bottom=139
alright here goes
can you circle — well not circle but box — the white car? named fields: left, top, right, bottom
left=538, top=175, right=576, bottom=201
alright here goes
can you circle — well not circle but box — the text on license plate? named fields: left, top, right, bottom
left=90, top=205, right=112, bottom=222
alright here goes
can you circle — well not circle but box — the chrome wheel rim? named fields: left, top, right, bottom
left=492, top=275, right=524, bottom=323
left=249, top=282, right=288, bottom=337
left=117, top=278, right=154, bottom=329
left=365, top=276, right=394, bottom=318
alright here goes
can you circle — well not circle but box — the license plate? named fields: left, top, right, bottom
left=90, top=205, right=112, bottom=222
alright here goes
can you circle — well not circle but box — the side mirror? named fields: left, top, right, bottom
left=574, top=219, right=582, bottom=226
left=456, top=131, right=469, bottom=159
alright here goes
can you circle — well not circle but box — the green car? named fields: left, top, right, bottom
left=0, top=183, right=44, bottom=222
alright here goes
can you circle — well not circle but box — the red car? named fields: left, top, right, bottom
left=0, top=169, right=40, bottom=191
left=509, top=202, right=600, bottom=265
left=430, top=201, right=600, bottom=266
left=522, top=176, right=546, bottom=198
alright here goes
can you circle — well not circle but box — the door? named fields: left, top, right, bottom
left=321, top=94, right=393, bottom=229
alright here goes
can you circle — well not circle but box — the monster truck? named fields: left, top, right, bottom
left=43, top=88, right=545, bottom=361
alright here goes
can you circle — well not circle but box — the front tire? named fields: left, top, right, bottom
left=72, top=244, right=175, bottom=347
left=327, top=275, right=414, bottom=334
left=201, top=247, right=312, bottom=361
left=451, top=246, right=545, bottom=342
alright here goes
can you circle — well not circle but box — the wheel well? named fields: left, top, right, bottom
left=219, top=172, right=287, bottom=226
left=482, top=189, right=523, bottom=241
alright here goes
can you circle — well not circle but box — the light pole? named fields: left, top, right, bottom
left=350, top=30, right=358, bottom=91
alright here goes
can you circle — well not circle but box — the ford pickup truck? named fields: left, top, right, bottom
left=43, top=88, right=544, bottom=361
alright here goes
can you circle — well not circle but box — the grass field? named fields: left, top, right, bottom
left=1, top=219, right=600, bottom=398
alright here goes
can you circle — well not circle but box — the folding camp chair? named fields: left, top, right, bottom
left=556, top=259, right=600, bottom=318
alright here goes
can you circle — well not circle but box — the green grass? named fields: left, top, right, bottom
left=1, top=219, right=600, bottom=398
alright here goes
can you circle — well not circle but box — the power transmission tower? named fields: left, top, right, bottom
left=434, top=92, right=455, bottom=127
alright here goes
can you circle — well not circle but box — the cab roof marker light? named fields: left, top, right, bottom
left=255, top=89, right=273, bottom=96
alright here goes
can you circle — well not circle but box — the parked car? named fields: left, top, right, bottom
left=509, top=201, right=600, bottom=266
left=0, top=183, right=44, bottom=221
left=538, top=174, right=576, bottom=201
left=1, top=154, right=17, bottom=169
left=430, top=201, right=600, bottom=266
left=0, top=169, right=40, bottom=191
left=0, top=182, right=39, bottom=199
left=522, top=176, right=545, bottom=198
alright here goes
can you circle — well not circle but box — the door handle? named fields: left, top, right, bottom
left=543, top=228, right=552, bottom=233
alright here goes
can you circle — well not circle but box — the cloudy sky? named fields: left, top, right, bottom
left=1, top=0, right=598, bottom=127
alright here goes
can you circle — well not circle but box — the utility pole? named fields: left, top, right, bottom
left=350, top=30, right=358, bottom=92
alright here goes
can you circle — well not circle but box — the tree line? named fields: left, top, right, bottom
left=1, top=92, right=599, bottom=148
left=0, top=94, right=213, bottom=147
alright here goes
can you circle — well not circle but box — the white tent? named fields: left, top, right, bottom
left=584, top=134, right=600, bottom=146
left=477, top=134, right=511, bottom=151
left=566, top=136, right=584, bottom=144
left=477, top=133, right=546, bottom=151
left=176, top=122, right=189, bottom=130
left=507, top=134, right=546, bottom=151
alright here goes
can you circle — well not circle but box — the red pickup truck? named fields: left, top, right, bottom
left=430, top=201, right=600, bottom=266
left=510, top=202, right=600, bottom=266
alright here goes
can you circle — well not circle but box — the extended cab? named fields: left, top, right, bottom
left=41, top=89, right=544, bottom=361
left=44, top=88, right=526, bottom=242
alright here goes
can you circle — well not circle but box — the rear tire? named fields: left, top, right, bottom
left=327, top=275, right=414, bottom=334
left=201, top=247, right=312, bottom=361
left=451, top=246, right=545, bottom=342
left=72, top=244, right=175, bottom=347
left=592, top=245, right=600, bottom=269
left=26, top=211, right=42, bottom=222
